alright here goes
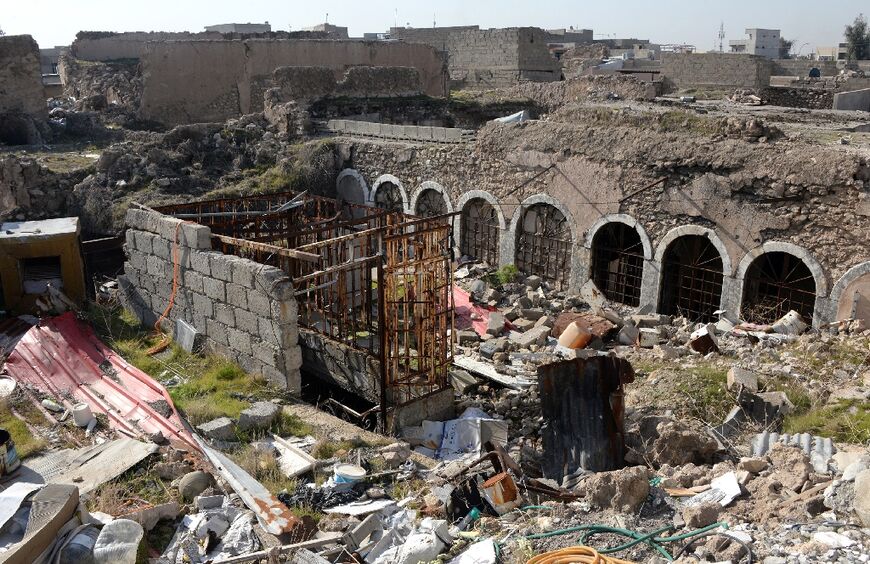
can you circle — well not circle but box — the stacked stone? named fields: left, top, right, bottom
left=118, top=208, right=302, bottom=391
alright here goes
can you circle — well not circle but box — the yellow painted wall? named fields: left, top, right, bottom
left=0, top=232, right=86, bottom=314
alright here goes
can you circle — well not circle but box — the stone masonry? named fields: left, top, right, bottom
left=118, top=208, right=302, bottom=391
left=662, top=53, right=772, bottom=90
left=0, top=35, right=45, bottom=116
left=390, top=26, right=561, bottom=89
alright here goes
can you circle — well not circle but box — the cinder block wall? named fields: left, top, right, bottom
left=662, top=53, right=772, bottom=89
left=118, top=208, right=302, bottom=392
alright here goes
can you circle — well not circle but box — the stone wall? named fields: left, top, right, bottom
left=322, top=119, right=473, bottom=143
left=772, top=59, right=839, bottom=77
left=119, top=208, right=302, bottom=391
left=335, top=117, right=870, bottom=326
left=138, top=39, right=448, bottom=125
left=71, top=31, right=222, bottom=61
left=662, top=53, right=772, bottom=89
left=0, top=35, right=45, bottom=116
left=760, top=86, right=834, bottom=110
left=390, top=26, right=561, bottom=89
left=269, top=66, right=423, bottom=102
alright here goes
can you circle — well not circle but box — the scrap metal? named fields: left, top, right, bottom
left=3, top=312, right=198, bottom=451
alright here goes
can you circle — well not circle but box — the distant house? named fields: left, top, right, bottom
left=204, top=22, right=271, bottom=34
left=729, top=28, right=781, bottom=59
left=302, top=23, right=349, bottom=39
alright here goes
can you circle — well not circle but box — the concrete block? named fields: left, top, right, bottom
left=190, top=251, right=211, bottom=275
left=191, top=292, right=214, bottom=318
left=247, top=292, right=271, bottom=317
left=231, top=259, right=257, bottom=289
left=209, top=254, right=232, bottom=281
left=214, top=303, right=235, bottom=326
left=196, top=417, right=235, bottom=441
left=227, top=327, right=252, bottom=356
left=234, top=308, right=258, bottom=334
left=727, top=366, right=759, bottom=392
left=237, top=401, right=280, bottom=431
left=184, top=270, right=204, bottom=293
left=236, top=353, right=262, bottom=376
left=637, top=327, right=661, bottom=348
left=158, top=216, right=185, bottom=242
left=205, top=319, right=229, bottom=346
left=203, top=277, right=225, bottom=301
left=252, top=341, right=281, bottom=367
left=510, top=325, right=550, bottom=348
left=226, top=283, right=248, bottom=309
left=180, top=222, right=212, bottom=250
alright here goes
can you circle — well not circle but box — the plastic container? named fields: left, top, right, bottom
left=72, top=403, right=94, bottom=427
left=333, top=463, right=366, bottom=484
left=0, top=428, right=20, bottom=475
left=557, top=321, right=592, bottom=349
left=58, top=525, right=100, bottom=564
left=455, top=507, right=481, bottom=531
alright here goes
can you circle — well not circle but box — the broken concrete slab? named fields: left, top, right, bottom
left=579, top=279, right=607, bottom=313
left=509, top=325, right=551, bottom=349
left=453, top=356, right=535, bottom=390
left=450, top=369, right=479, bottom=393
left=631, top=314, right=672, bottom=328
left=197, top=416, right=236, bottom=440
left=237, top=401, right=280, bottom=431
left=479, top=337, right=507, bottom=359
left=457, top=330, right=480, bottom=345
left=637, top=327, right=661, bottom=348
left=727, top=366, right=759, bottom=392
left=486, top=312, right=506, bottom=336
left=618, top=324, right=639, bottom=346
left=689, top=324, right=719, bottom=354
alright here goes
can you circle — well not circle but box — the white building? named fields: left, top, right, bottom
left=729, top=28, right=781, bottom=59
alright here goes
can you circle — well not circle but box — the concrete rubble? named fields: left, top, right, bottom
left=1, top=15, right=870, bottom=564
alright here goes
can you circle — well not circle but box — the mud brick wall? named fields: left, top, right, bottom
left=662, top=53, right=772, bottom=89
left=118, top=208, right=302, bottom=392
left=390, top=27, right=561, bottom=89
left=0, top=35, right=46, bottom=116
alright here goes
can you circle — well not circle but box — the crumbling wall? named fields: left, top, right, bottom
left=0, top=35, right=45, bottom=116
left=338, top=115, right=870, bottom=325
left=390, top=27, right=561, bottom=89
left=138, top=39, right=448, bottom=126
left=760, top=86, right=833, bottom=110
left=269, top=66, right=422, bottom=102
left=58, top=54, right=142, bottom=109
left=71, top=31, right=222, bottom=61
left=662, top=53, right=772, bottom=89
left=0, top=157, right=86, bottom=220
left=119, top=208, right=302, bottom=391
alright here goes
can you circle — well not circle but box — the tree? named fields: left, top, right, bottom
left=779, top=37, right=794, bottom=59
left=0, top=27, right=5, bottom=37
left=845, top=13, right=870, bottom=61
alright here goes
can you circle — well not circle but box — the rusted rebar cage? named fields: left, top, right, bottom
left=156, top=192, right=455, bottom=421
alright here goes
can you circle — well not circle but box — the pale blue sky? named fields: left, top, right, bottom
left=2, top=0, right=866, bottom=53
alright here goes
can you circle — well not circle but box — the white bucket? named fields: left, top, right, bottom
left=333, top=463, right=366, bottom=484
left=72, top=403, right=94, bottom=427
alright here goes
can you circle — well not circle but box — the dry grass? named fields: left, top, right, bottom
left=231, top=444, right=298, bottom=494
left=0, top=397, right=47, bottom=460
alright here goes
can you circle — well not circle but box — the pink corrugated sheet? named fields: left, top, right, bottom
left=4, top=312, right=198, bottom=451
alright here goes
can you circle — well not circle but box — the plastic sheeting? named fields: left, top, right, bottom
left=158, top=500, right=259, bottom=564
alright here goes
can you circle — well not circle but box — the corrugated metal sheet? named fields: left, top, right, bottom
left=750, top=431, right=835, bottom=473
left=538, top=355, right=635, bottom=479
left=4, top=312, right=197, bottom=451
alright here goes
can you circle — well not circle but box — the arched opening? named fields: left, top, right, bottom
left=659, top=235, right=724, bottom=322
left=460, top=198, right=500, bottom=265
left=373, top=181, right=405, bottom=214
left=515, top=203, right=572, bottom=289
left=415, top=188, right=448, bottom=217
left=590, top=222, right=644, bottom=306
left=741, top=251, right=816, bottom=324
left=337, top=171, right=367, bottom=205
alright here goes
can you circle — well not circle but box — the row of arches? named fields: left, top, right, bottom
left=336, top=169, right=859, bottom=326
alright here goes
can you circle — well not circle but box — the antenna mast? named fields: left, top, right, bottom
left=718, top=21, right=725, bottom=52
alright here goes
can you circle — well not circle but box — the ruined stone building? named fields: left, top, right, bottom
left=389, top=26, right=562, bottom=88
